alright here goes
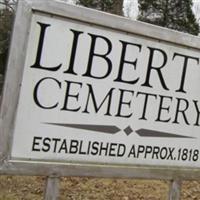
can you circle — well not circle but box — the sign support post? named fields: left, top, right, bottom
left=0, top=0, right=200, bottom=195
left=44, top=176, right=60, bottom=200
left=169, top=180, right=181, bottom=200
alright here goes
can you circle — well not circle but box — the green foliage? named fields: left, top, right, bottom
left=77, top=0, right=123, bottom=15
left=77, top=0, right=112, bottom=11
left=0, top=8, right=14, bottom=74
left=138, top=0, right=199, bottom=35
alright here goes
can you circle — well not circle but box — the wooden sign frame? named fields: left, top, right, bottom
left=0, top=0, right=200, bottom=180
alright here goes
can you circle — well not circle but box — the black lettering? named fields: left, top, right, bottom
left=193, top=100, right=200, bottom=126
left=83, top=84, right=114, bottom=116
left=31, top=22, right=62, bottom=71
left=70, top=140, right=79, bottom=153
left=137, top=145, right=145, bottom=158
left=173, top=53, right=199, bottom=93
left=142, top=47, right=169, bottom=90
left=91, top=141, right=99, bottom=155
left=99, top=142, right=109, bottom=156
left=114, top=41, right=141, bottom=84
left=58, top=139, right=68, bottom=153
left=128, top=145, right=136, bottom=158
left=117, top=144, right=126, bottom=157
left=61, top=80, right=82, bottom=112
left=52, top=138, right=61, bottom=153
left=33, top=77, right=61, bottom=109
left=144, top=146, right=152, bottom=158
left=160, top=147, right=168, bottom=159
left=155, top=95, right=173, bottom=123
left=115, top=89, right=134, bottom=118
left=173, top=98, right=190, bottom=125
left=137, top=92, right=157, bottom=120
left=42, top=137, right=51, bottom=152
left=109, top=143, right=117, bottom=156
left=82, top=33, right=112, bottom=79
left=64, top=29, right=84, bottom=74
left=79, top=140, right=86, bottom=155
left=32, top=136, right=42, bottom=152
left=152, top=146, right=159, bottom=159
left=167, top=147, right=174, bottom=160
left=87, top=141, right=91, bottom=155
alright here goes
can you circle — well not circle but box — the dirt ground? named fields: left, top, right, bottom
left=0, top=176, right=200, bottom=200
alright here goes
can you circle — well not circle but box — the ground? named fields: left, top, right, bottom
left=0, top=176, right=200, bottom=199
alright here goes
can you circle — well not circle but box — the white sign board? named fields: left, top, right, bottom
left=1, top=0, right=200, bottom=178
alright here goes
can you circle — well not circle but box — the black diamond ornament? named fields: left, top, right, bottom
left=124, top=126, right=133, bottom=136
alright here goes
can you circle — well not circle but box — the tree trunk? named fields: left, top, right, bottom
left=111, top=0, right=123, bottom=16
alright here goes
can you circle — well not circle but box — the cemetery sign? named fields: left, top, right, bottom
left=0, top=0, right=200, bottom=179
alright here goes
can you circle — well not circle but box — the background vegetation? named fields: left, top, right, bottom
left=0, top=0, right=200, bottom=199
left=0, top=0, right=199, bottom=74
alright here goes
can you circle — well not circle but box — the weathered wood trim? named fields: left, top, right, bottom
left=0, top=0, right=199, bottom=180
left=44, top=177, right=60, bottom=200
left=0, top=0, right=32, bottom=161
left=169, top=180, right=181, bottom=200
left=0, top=161, right=200, bottom=180
left=28, top=0, right=200, bottom=50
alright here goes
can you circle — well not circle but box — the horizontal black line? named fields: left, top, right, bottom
left=44, top=122, right=121, bottom=134
left=136, top=129, right=195, bottom=139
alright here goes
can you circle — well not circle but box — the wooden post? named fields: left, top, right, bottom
left=169, top=180, right=181, bottom=200
left=44, top=176, right=60, bottom=200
